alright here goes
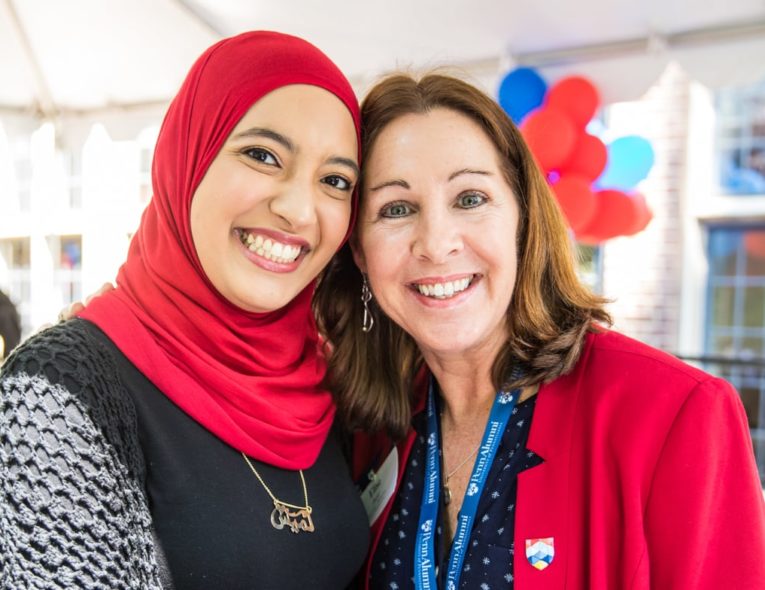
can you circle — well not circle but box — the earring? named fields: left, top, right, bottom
left=361, top=274, right=375, bottom=333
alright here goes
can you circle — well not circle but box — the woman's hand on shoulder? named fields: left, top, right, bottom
left=57, top=282, right=115, bottom=323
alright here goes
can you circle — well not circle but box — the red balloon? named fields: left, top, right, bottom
left=622, top=193, right=653, bottom=236
left=575, top=233, right=604, bottom=246
left=575, top=216, right=612, bottom=243
left=560, top=133, right=608, bottom=181
left=520, top=107, right=577, bottom=171
left=575, top=190, right=638, bottom=241
left=552, top=175, right=596, bottom=233
left=546, top=76, right=600, bottom=128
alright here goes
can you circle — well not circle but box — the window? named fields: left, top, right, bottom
left=49, top=235, right=83, bottom=305
left=706, top=225, right=765, bottom=485
left=576, top=243, right=603, bottom=294
left=0, top=238, right=32, bottom=336
left=716, top=79, right=765, bottom=196
left=13, top=149, right=33, bottom=212
left=138, top=144, right=154, bottom=205
left=61, top=150, right=83, bottom=209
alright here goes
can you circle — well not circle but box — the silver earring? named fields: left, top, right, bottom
left=361, top=274, right=375, bottom=333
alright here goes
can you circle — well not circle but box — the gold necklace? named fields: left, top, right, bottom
left=441, top=444, right=480, bottom=506
left=242, top=453, right=315, bottom=534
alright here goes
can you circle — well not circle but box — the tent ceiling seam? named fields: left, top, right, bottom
left=3, top=0, right=57, bottom=119
left=512, top=19, right=765, bottom=67
left=171, top=0, right=226, bottom=38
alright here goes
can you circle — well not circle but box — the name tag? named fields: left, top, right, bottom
left=359, top=446, right=398, bottom=525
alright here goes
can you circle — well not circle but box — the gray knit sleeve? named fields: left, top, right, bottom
left=0, top=323, right=164, bottom=589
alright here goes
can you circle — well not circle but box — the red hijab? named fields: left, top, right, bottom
left=79, top=31, right=361, bottom=470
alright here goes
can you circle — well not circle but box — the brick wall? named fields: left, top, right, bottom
left=600, top=63, right=691, bottom=353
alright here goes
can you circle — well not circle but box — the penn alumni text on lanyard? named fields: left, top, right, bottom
left=414, top=377, right=520, bottom=590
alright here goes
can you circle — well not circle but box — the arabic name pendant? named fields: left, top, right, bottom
left=270, top=502, right=315, bottom=534
left=242, top=453, right=315, bottom=534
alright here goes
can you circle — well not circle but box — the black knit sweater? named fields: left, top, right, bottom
left=0, top=320, right=368, bottom=589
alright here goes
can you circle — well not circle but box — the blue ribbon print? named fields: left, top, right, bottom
left=414, top=379, right=519, bottom=590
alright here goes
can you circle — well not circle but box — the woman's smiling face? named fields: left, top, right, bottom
left=190, top=84, right=359, bottom=313
left=354, top=107, right=520, bottom=362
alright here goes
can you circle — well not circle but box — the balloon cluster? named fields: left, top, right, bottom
left=498, top=67, right=655, bottom=243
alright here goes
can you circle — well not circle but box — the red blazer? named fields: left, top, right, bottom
left=353, top=329, right=765, bottom=589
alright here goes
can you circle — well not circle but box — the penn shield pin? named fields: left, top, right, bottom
left=525, top=537, right=554, bottom=571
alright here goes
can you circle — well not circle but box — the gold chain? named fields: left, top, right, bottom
left=241, top=452, right=310, bottom=511
left=444, top=444, right=480, bottom=480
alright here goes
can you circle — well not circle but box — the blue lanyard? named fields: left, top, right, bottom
left=414, top=379, right=519, bottom=590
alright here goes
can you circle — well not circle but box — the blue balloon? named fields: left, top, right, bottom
left=595, top=136, right=655, bottom=190
left=498, top=67, right=547, bottom=124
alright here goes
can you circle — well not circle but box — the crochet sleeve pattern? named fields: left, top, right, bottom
left=0, top=322, right=164, bottom=589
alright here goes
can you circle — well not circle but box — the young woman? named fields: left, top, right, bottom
left=316, top=73, right=765, bottom=589
left=0, top=32, right=368, bottom=589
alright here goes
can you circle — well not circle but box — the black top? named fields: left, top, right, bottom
left=89, top=322, right=369, bottom=589
left=369, top=394, right=542, bottom=589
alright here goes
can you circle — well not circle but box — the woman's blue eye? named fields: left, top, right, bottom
left=458, top=192, right=486, bottom=208
left=323, top=175, right=352, bottom=191
left=244, top=147, right=278, bottom=165
left=381, top=202, right=412, bottom=218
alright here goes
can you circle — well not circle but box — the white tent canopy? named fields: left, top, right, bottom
left=1, top=0, right=764, bottom=119
left=0, top=0, right=217, bottom=118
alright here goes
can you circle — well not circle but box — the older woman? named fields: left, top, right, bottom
left=0, top=32, right=367, bottom=589
left=315, top=74, right=765, bottom=589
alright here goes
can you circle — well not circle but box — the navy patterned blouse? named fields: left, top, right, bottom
left=369, top=395, right=542, bottom=589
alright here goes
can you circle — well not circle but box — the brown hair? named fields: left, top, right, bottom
left=314, top=73, right=611, bottom=439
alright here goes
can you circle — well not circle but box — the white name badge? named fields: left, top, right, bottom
left=360, top=446, right=399, bottom=525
